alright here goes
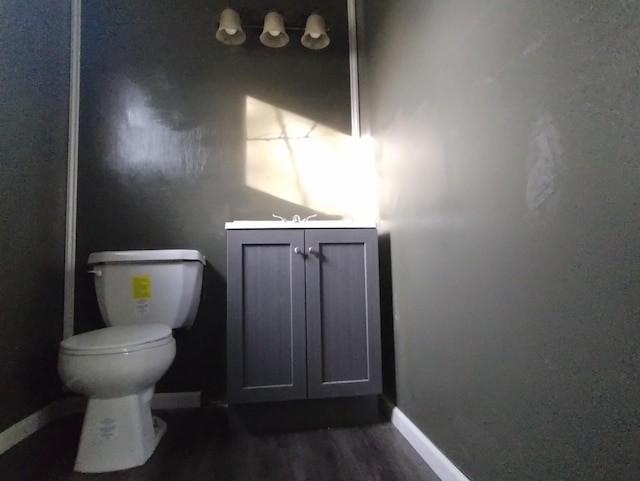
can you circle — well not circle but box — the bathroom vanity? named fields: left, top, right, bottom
left=225, top=221, right=382, bottom=403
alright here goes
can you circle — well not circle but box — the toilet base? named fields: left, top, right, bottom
left=74, top=388, right=166, bottom=473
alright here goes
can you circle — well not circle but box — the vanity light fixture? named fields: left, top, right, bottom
left=214, top=9, right=330, bottom=50
left=259, top=12, right=289, bottom=48
left=215, top=8, right=246, bottom=45
left=301, top=14, right=330, bottom=50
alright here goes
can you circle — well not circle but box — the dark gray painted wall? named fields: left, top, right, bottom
left=75, top=0, right=351, bottom=400
left=0, top=2, right=69, bottom=431
left=362, top=1, right=640, bottom=480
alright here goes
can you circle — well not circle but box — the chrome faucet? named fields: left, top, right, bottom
left=272, top=214, right=318, bottom=223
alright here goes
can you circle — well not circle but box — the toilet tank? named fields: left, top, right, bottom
left=88, top=250, right=206, bottom=328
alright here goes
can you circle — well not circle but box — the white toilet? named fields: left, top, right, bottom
left=58, top=249, right=206, bottom=473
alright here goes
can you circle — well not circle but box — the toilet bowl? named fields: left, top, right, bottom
left=58, top=325, right=176, bottom=473
left=58, top=249, right=205, bottom=473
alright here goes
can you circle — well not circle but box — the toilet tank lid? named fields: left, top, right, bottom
left=60, top=325, right=172, bottom=352
left=88, top=249, right=206, bottom=265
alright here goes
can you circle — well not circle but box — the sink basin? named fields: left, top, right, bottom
left=225, top=220, right=376, bottom=229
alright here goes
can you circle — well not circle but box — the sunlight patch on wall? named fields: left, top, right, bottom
left=245, top=96, right=378, bottom=220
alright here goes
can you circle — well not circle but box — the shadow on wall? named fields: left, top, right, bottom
left=165, top=263, right=226, bottom=400
left=378, top=233, right=396, bottom=402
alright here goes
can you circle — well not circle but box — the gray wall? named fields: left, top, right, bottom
left=0, top=2, right=69, bottom=431
left=75, top=0, right=351, bottom=400
left=362, top=1, right=640, bottom=480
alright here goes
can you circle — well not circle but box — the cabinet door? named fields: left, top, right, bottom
left=227, top=229, right=307, bottom=403
left=305, top=228, right=382, bottom=398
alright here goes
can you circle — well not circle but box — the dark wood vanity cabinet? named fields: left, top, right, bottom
left=226, top=227, right=382, bottom=403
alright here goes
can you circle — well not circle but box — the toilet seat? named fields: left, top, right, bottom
left=60, top=324, right=173, bottom=356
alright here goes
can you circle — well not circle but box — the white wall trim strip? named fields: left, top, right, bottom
left=381, top=397, right=471, bottom=481
left=0, top=400, right=67, bottom=456
left=0, top=392, right=201, bottom=455
left=347, top=0, right=361, bottom=138
left=63, top=0, right=82, bottom=340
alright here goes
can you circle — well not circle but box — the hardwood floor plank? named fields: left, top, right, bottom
left=0, top=407, right=440, bottom=481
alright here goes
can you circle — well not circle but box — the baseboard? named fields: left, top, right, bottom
left=380, top=396, right=471, bottom=481
left=0, top=399, right=69, bottom=456
left=0, top=391, right=201, bottom=456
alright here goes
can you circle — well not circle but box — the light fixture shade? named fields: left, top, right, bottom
left=260, top=12, right=289, bottom=48
left=301, top=14, right=330, bottom=50
left=216, top=8, right=246, bottom=45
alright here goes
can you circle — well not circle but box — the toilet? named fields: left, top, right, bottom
left=58, top=249, right=206, bottom=473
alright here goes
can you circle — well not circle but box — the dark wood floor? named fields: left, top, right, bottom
left=0, top=406, right=440, bottom=481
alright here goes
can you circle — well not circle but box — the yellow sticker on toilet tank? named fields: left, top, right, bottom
left=132, top=275, right=152, bottom=299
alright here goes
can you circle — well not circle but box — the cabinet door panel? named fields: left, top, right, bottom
left=305, top=229, right=382, bottom=398
left=227, top=229, right=307, bottom=403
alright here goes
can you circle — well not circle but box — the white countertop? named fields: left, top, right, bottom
left=225, top=220, right=377, bottom=229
